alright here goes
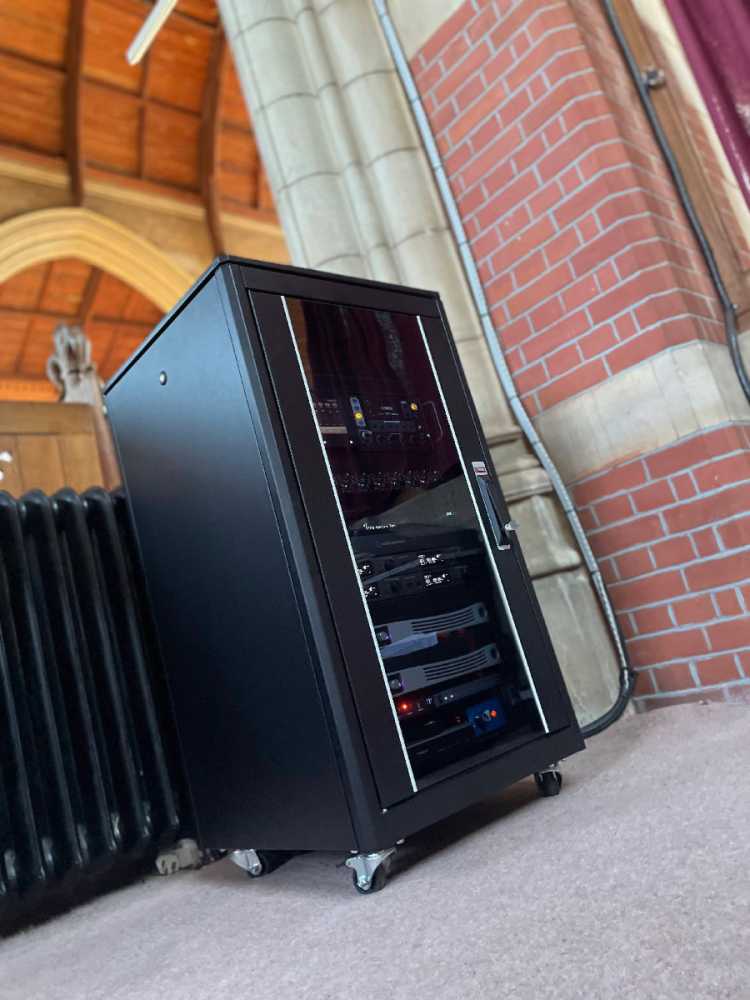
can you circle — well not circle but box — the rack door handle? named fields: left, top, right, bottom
left=475, top=473, right=511, bottom=551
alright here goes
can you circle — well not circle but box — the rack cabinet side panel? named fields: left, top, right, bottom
left=105, top=278, right=355, bottom=852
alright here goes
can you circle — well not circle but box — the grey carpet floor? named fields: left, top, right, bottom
left=1, top=702, right=748, bottom=1000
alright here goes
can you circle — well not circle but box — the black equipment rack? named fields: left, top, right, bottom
left=105, top=258, right=583, bottom=893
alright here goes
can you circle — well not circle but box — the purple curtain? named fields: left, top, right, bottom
left=665, top=0, right=750, bottom=212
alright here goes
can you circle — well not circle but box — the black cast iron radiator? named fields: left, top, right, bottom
left=0, top=487, right=185, bottom=917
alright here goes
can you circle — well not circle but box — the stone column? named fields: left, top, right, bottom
left=217, top=0, right=621, bottom=724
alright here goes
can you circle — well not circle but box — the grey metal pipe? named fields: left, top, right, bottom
left=374, top=0, right=635, bottom=736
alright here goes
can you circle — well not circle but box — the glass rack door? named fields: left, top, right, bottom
left=282, top=296, right=548, bottom=784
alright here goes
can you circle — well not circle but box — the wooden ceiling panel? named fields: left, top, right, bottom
left=0, top=258, right=163, bottom=389
left=0, top=0, right=278, bottom=219
left=82, top=81, right=141, bottom=175
left=86, top=318, right=118, bottom=368
left=0, top=0, right=70, bottom=67
left=78, top=316, right=150, bottom=377
left=176, top=0, right=219, bottom=25
left=0, top=54, right=65, bottom=155
left=0, top=314, right=29, bottom=372
left=215, top=55, right=278, bottom=214
left=83, top=0, right=144, bottom=93
left=39, top=259, right=92, bottom=316
left=218, top=128, right=258, bottom=207
left=258, top=171, right=276, bottom=212
left=143, top=104, right=201, bottom=189
left=110, top=332, right=149, bottom=357
left=92, top=272, right=135, bottom=317
left=0, top=264, right=48, bottom=310
left=121, top=291, right=162, bottom=325
left=220, top=61, right=249, bottom=129
left=17, top=315, right=58, bottom=377
left=0, top=0, right=282, bottom=339
left=105, top=330, right=149, bottom=372
left=114, top=324, right=150, bottom=348
left=147, top=19, right=213, bottom=113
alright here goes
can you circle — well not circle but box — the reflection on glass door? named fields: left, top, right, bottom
left=283, top=297, right=547, bottom=784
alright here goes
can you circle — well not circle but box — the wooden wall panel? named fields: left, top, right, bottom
left=0, top=435, right=24, bottom=496
left=0, top=402, right=105, bottom=496
left=16, top=435, right=66, bottom=494
left=59, top=433, right=103, bottom=492
left=0, top=400, right=96, bottom=435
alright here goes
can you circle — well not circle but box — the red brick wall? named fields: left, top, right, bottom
left=411, top=0, right=750, bottom=704
left=575, top=424, right=750, bottom=705
left=412, top=0, right=721, bottom=419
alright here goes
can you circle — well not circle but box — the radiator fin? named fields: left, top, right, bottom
left=0, top=489, right=184, bottom=909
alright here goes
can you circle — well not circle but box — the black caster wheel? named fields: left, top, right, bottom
left=352, top=864, right=388, bottom=895
left=246, top=850, right=292, bottom=878
left=535, top=770, right=562, bottom=797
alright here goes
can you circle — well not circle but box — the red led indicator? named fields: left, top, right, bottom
left=490, top=709, right=497, bottom=718
left=399, top=702, right=410, bottom=713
